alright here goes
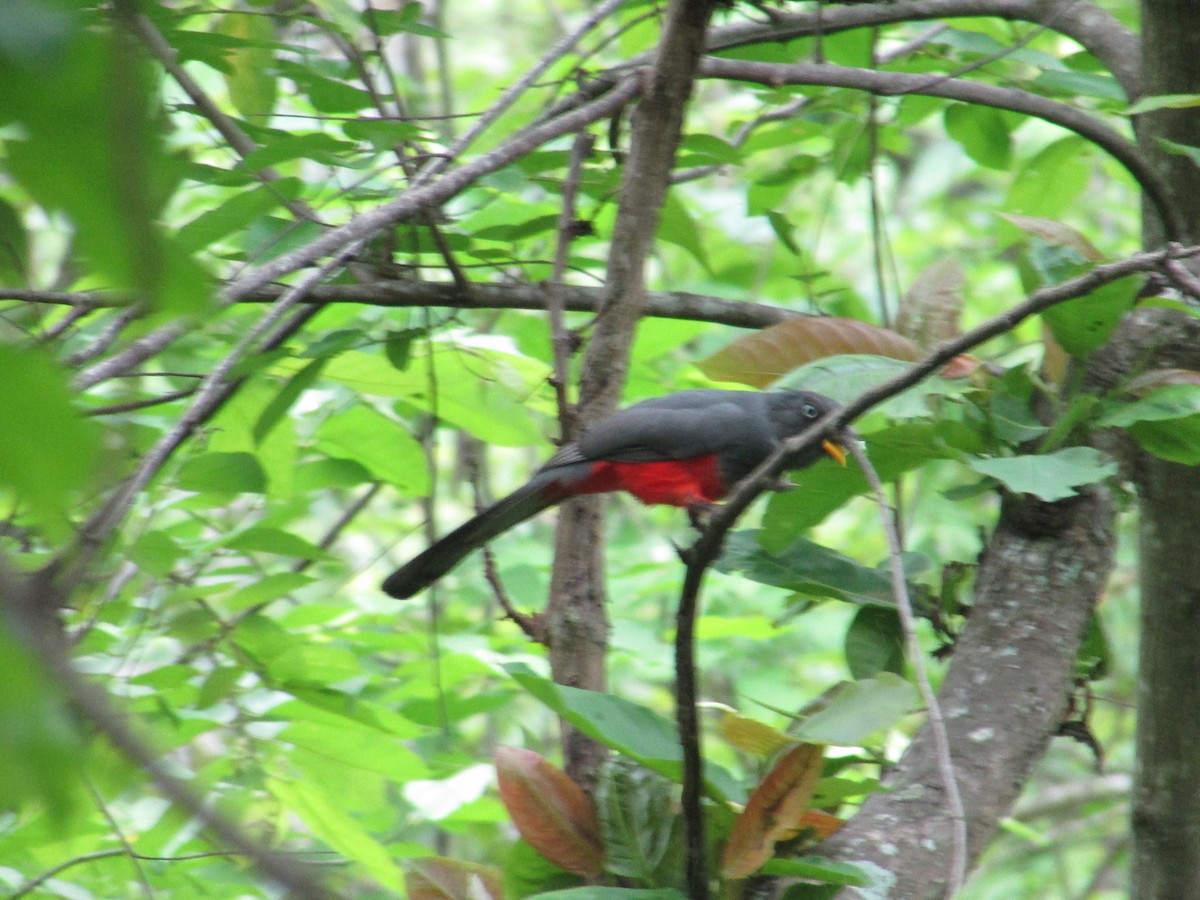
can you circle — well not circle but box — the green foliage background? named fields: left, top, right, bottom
left=0, top=0, right=1170, bottom=896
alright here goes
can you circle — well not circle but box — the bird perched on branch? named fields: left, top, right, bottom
left=382, top=388, right=844, bottom=599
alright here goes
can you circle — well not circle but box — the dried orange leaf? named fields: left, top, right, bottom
left=718, top=712, right=793, bottom=757
left=405, top=857, right=503, bottom=900
left=896, top=257, right=964, bottom=349
left=495, top=746, right=603, bottom=877
left=699, top=318, right=920, bottom=388
left=795, top=809, right=846, bottom=841
left=720, top=742, right=826, bottom=879
left=1000, top=214, right=1104, bottom=261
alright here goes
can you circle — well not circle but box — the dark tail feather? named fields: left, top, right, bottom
left=382, top=481, right=557, bottom=599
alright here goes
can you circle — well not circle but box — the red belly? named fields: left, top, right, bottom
left=566, top=456, right=727, bottom=507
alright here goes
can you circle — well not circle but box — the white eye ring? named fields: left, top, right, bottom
left=802, top=403, right=818, bottom=418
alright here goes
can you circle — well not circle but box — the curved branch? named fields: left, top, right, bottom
left=699, top=58, right=1184, bottom=242
left=708, top=0, right=1141, bottom=99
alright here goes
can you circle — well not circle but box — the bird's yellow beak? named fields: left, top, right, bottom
left=821, top=439, right=847, bottom=466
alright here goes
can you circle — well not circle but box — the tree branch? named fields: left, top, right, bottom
left=698, top=58, right=1184, bottom=242
left=707, top=0, right=1142, bottom=99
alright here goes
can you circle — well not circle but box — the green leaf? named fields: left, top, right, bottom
left=1040, top=275, right=1138, bottom=356
left=0, top=196, right=29, bottom=281
left=1123, top=92, right=1200, bottom=115
left=505, top=664, right=741, bottom=802
left=944, top=104, right=1012, bottom=169
left=267, top=777, right=406, bottom=892
left=760, top=856, right=871, bottom=886
left=657, top=192, right=710, bottom=273
left=315, top=405, right=429, bottom=494
left=719, top=531, right=928, bottom=613
left=793, top=674, right=919, bottom=745
left=0, top=622, right=85, bottom=822
left=177, top=179, right=302, bottom=252
left=967, top=447, right=1117, bottom=501
left=215, top=12, right=277, bottom=118
left=254, top=358, right=327, bottom=445
left=177, top=451, right=268, bottom=493
left=844, top=607, right=905, bottom=680
left=282, top=720, right=429, bottom=781
left=223, top=526, right=334, bottom=560
left=595, top=759, right=678, bottom=881
left=762, top=420, right=985, bottom=537
left=525, top=889, right=686, bottom=900
left=503, top=838, right=586, bottom=899
left=1097, top=384, right=1200, bottom=427
left=0, top=346, right=101, bottom=536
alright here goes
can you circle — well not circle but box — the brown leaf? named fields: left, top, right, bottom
left=1127, top=367, right=1200, bottom=394
left=405, top=857, right=503, bottom=900
left=896, top=257, right=965, bottom=349
left=494, top=746, right=603, bottom=877
left=720, top=742, right=826, bottom=879
left=795, top=809, right=845, bottom=841
left=940, top=353, right=983, bottom=379
left=1000, top=214, right=1104, bottom=261
left=698, top=317, right=920, bottom=388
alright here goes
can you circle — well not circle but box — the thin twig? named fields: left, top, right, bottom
left=546, top=131, right=595, bottom=437
left=847, top=437, right=967, bottom=897
left=410, top=0, right=626, bottom=188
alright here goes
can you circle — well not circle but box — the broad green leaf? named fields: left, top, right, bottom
left=657, top=191, right=711, bottom=273
left=0, top=622, right=85, bottom=822
left=793, top=673, right=919, bottom=745
left=215, top=12, right=277, bottom=118
left=1097, top=383, right=1200, bottom=427
left=595, top=759, right=679, bottom=882
left=177, top=179, right=302, bottom=252
left=0, top=9, right=210, bottom=315
left=1124, top=92, right=1200, bottom=115
left=503, top=838, right=586, bottom=898
left=505, top=664, right=741, bottom=802
left=759, top=856, right=871, bottom=886
left=282, top=720, right=429, bottom=781
left=0, top=196, right=28, bottom=281
left=223, top=526, right=334, bottom=560
left=762, top=420, right=985, bottom=537
left=944, top=104, right=1012, bottom=169
left=315, top=405, right=429, bottom=494
left=772, top=354, right=965, bottom=419
left=719, top=531, right=929, bottom=613
left=1040, top=275, right=1138, bottom=356
left=844, top=607, right=905, bottom=680
left=0, top=345, right=100, bottom=537
left=524, top=890, right=686, bottom=900
left=1006, top=137, right=1090, bottom=218
left=267, top=777, right=406, bottom=892
left=176, top=451, right=267, bottom=493
left=216, top=572, right=314, bottom=613
left=967, top=447, right=1117, bottom=500
left=254, top=358, right=327, bottom=445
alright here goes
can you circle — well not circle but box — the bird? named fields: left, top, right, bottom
left=381, top=388, right=844, bottom=599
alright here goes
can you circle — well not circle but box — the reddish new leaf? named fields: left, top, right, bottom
left=495, top=746, right=603, bottom=878
left=897, top=257, right=964, bottom=350
left=721, top=742, right=826, bottom=878
left=795, top=809, right=846, bottom=840
left=405, top=857, right=503, bottom=900
left=698, top=317, right=920, bottom=388
left=1000, top=214, right=1104, bottom=261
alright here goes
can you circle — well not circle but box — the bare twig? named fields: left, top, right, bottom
left=410, top=0, right=627, bottom=187
left=848, top=437, right=967, bottom=897
left=546, top=131, right=595, bottom=437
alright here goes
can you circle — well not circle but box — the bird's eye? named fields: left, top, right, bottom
left=802, top=403, right=818, bottom=418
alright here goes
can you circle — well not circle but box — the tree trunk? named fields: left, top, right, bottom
left=810, top=490, right=1116, bottom=897
left=1132, top=3, right=1200, bottom=897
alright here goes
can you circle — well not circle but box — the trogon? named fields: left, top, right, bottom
left=382, top=388, right=844, bottom=599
